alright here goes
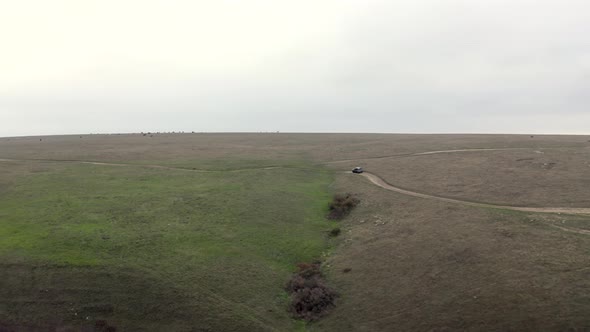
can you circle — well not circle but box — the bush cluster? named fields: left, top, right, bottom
left=327, top=193, right=360, bottom=220
left=286, top=263, right=337, bottom=321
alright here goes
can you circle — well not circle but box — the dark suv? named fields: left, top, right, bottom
left=352, top=167, right=364, bottom=174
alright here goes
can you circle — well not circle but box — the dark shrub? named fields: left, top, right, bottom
left=327, top=193, right=360, bottom=220
left=286, top=263, right=337, bottom=321
left=329, top=228, right=341, bottom=237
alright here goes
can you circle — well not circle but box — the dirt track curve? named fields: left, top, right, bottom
left=359, top=172, right=590, bottom=215
left=332, top=147, right=590, bottom=216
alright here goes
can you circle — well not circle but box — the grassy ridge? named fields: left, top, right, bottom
left=0, top=161, right=336, bottom=331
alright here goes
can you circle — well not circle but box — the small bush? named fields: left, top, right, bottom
left=286, top=263, right=337, bottom=321
left=327, top=193, right=359, bottom=220
left=329, top=228, right=341, bottom=237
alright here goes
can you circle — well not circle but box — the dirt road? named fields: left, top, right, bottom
left=359, top=172, right=590, bottom=215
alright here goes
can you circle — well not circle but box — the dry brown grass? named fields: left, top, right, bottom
left=314, top=172, right=590, bottom=331
left=1, top=133, right=589, bottom=164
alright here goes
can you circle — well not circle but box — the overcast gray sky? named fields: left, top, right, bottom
left=1, top=0, right=589, bottom=136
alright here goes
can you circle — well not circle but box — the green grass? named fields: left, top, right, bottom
left=0, top=160, right=337, bottom=331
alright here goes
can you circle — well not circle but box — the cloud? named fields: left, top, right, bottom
left=0, top=0, right=588, bottom=136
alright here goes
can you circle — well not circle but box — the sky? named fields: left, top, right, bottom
left=1, top=0, right=589, bottom=136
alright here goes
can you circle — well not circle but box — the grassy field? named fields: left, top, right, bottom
left=1, top=133, right=590, bottom=331
left=0, top=154, right=337, bottom=331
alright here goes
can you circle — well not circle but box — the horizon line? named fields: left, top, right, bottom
left=2, top=131, right=590, bottom=139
